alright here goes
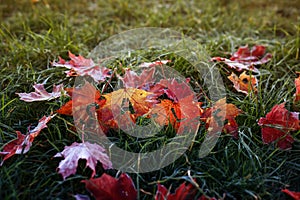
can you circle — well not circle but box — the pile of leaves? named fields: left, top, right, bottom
left=1, top=45, right=300, bottom=200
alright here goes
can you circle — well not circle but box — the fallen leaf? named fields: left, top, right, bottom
left=294, top=72, right=300, bottom=102
left=150, top=99, right=181, bottom=129
left=16, top=84, right=66, bottom=102
left=53, top=51, right=112, bottom=83
left=258, top=103, right=299, bottom=149
left=227, top=71, right=258, bottom=95
left=57, top=100, right=73, bottom=116
left=293, top=72, right=300, bottom=111
left=150, top=95, right=201, bottom=132
left=138, top=60, right=170, bottom=68
left=211, top=57, right=260, bottom=73
left=82, top=173, right=137, bottom=200
left=0, top=115, right=54, bottom=166
left=154, top=78, right=194, bottom=103
left=54, top=142, right=112, bottom=180
left=282, top=189, right=300, bottom=200
left=201, top=98, right=242, bottom=138
left=230, top=45, right=272, bottom=65
left=95, top=88, right=155, bottom=133
left=211, top=45, right=272, bottom=73
left=102, top=88, right=155, bottom=117
left=155, top=182, right=197, bottom=200
left=118, top=67, right=156, bottom=89
left=57, top=82, right=105, bottom=121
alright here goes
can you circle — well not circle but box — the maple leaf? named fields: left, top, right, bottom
left=102, top=88, right=155, bottom=117
left=138, top=60, right=171, bottom=68
left=95, top=88, right=156, bottom=133
left=155, top=182, right=198, bottom=200
left=201, top=98, right=242, bottom=138
left=118, top=67, right=156, bottom=89
left=0, top=115, right=54, bottom=166
left=211, top=57, right=260, bottom=73
left=150, top=95, right=202, bottom=132
left=211, top=45, right=272, bottom=72
left=154, top=78, right=194, bottom=103
left=53, top=51, right=112, bottom=83
left=230, top=45, right=272, bottom=64
left=258, top=103, right=299, bottom=149
left=150, top=99, right=182, bottom=130
left=82, top=173, right=137, bottom=200
left=54, top=142, right=112, bottom=180
left=294, top=72, right=300, bottom=102
left=227, top=71, right=258, bottom=95
left=282, top=189, right=300, bottom=200
left=149, top=78, right=201, bottom=132
left=16, top=83, right=66, bottom=102
left=57, top=82, right=105, bottom=122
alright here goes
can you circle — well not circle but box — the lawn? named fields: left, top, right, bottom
left=0, top=0, right=300, bottom=199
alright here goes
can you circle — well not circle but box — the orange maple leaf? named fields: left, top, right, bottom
left=228, top=71, right=258, bottom=95
left=150, top=95, right=202, bottom=133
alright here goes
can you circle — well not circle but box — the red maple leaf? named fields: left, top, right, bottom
left=282, top=189, right=300, bottom=200
left=118, top=67, right=156, bottom=89
left=155, top=182, right=198, bottom=200
left=0, top=115, right=54, bottom=166
left=154, top=78, right=194, bottom=103
left=54, top=142, right=112, bottom=180
left=211, top=45, right=272, bottom=72
left=258, top=103, right=299, bottom=149
left=53, top=51, right=112, bottom=83
left=82, top=173, right=137, bottom=200
left=230, top=45, right=272, bottom=64
left=16, top=83, right=66, bottom=102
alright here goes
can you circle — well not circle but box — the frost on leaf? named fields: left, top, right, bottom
left=230, top=45, right=272, bottom=65
left=211, top=45, right=272, bottom=73
left=0, top=115, right=54, bottom=166
left=53, top=51, right=112, bottom=83
left=138, top=60, right=170, bottom=68
left=16, top=84, right=66, bottom=102
left=118, top=67, right=156, bottom=89
left=54, top=142, right=112, bottom=180
left=228, top=71, right=258, bottom=95
left=258, top=103, right=299, bottom=149
left=82, top=173, right=137, bottom=200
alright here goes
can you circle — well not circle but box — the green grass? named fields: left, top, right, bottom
left=1, top=0, right=300, bottom=199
